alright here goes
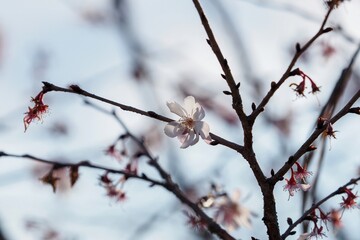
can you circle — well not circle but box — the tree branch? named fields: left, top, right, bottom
left=40, top=82, right=244, bottom=154
left=281, top=176, right=360, bottom=239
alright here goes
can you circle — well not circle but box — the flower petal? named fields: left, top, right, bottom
left=164, top=122, right=184, bottom=138
left=179, top=130, right=197, bottom=148
left=167, top=101, right=187, bottom=118
left=195, top=121, right=212, bottom=143
left=235, top=206, right=252, bottom=229
left=192, top=104, right=205, bottom=121
left=299, top=184, right=311, bottom=192
left=297, top=233, right=311, bottom=240
left=183, top=96, right=196, bottom=115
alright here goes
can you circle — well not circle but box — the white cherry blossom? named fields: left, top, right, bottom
left=164, top=96, right=212, bottom=148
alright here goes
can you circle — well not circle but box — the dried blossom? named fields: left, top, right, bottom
left=69, top=166, right=80, bottom=187
left=23, top=91, right=49, bottom=132
left=39, top=170, right=60, bottom=193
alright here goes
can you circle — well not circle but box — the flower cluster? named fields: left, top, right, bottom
left=23, top=91, right=49, bottom=132
left=289, top=69, right=320, bottom=97
left=284, top=162, right=312, bottom=199
left=164, top=96, right=212, bottom=148
left=297, top=187, right=358, bottom=239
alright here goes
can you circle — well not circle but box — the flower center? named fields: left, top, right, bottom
left=181, top=117, right=195, bottom=129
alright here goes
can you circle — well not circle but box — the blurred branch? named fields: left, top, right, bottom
left=1, top=126, right=236, bottom=240
left=0, top=222, right=6, bottom=240
left=281, top=176, right=360, bottom=239
left=0, top=151, right=166, bottom=188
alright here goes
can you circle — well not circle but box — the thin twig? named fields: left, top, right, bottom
left=249, top=4, right=336, bottom=124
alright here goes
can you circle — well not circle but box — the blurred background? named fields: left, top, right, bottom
left=0, top=0, right=359, bottom=239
